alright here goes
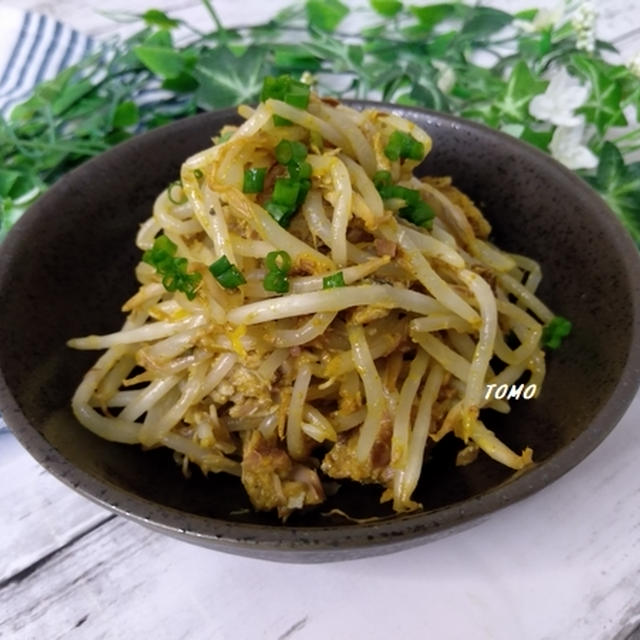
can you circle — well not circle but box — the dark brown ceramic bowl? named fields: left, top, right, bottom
left=1, top=104, right=640, bottom=562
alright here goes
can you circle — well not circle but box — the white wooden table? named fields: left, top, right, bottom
left=2, top=2, right=640, bottom=639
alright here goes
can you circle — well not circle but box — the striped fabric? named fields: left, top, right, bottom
left=1, top=7, right=94, bottom=433
left=0, top=6, right=94, bottom=115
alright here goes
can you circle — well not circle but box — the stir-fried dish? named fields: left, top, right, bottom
left=69, top=76, right=570, bottom=518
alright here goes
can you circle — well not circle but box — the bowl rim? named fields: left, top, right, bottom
left=2, top=102, right=640, bottom=555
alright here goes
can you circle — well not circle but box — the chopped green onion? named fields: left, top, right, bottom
left=142, top=234, right=177, bottom=267
left=264, top=200, right=294, bottom=227
left=261, top=75, right=311, bottom=126
left=167, top=180, right=187, bottom=205
left=265, top=250, right=292, bottom=274
left=265, top=137, right=312, bottom=227
left=209, top=255, right=232, bottom=277
left=373, top=170, right=392, bottom=191
left=208, top=255, right=246, bottom=289
left=389, top=184, right=420, bottom=205
left=243, top=167, right=267, bottom=193
left=193, top=169, right=204, bottom=180
left=273, top=178, right=301, bottom=209
left=399, top=200, right=435, bottom=229
left=289, top=160, right=312, bottom=180
left=372, top=172, right=434, bottom=229
left=261, top=75, right=311, bottom=107
left=275, top=139, right=307, bottom=164
left=142, top=235, right=202, bottom=300
left=215, top=266, right=246, bottom=289
left=323, top=271, right=346, bottom=289
left=284, top=82, right=311, bottom=109
left=263, top=270, right=289, bottom=293
left=384, top=130, right=425, bottom=162
left=542, top=316, right=572, bottom=349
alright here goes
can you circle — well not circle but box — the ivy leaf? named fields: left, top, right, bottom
left=273, top=45, right=322, bottom=72
left=426, top=31, right=457, bottom=57
left=162, top=72, right=199, bottom=93
left=622, top=82, right=640, bottom=122
left=520, top=126, right=553, bottom=151
left=572, top=55, right=627, bottom=135
left=514, top=9, right=538, bottom=21
left=585, top=142, right=640, bottom=245
left=461, top=104, right=500, bottom=128
left=194, top=46, right=269, bottom=109
left=362, top=25, right=386, bottom=39
left=461, top=7, right=512, bottom=38
left=142, top=9, right=179, bottom=29
left=112, top=101, right=140, bottom=128
left=495, top=61, right=547, bottom=123
left=306, top=0, right=349, bottom=32
left=348, top=44, right=364, bottom=67
left=409, top=4, right=457, bottom=32
left=141, top=29, right=172, bottom=48
left=134, top=44, right=185, bottom=78
left=370, top=0, right=403, bottom=17
left=410, top=80, right=446, bottom=111
left=0, top=170, right=21, bottom=198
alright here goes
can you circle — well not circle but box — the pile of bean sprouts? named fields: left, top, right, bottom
left=69, top=91, right=551, bottom=517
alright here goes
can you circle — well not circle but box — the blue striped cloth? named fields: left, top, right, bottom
left=0, top=6, right=94, bottom=116
left=1, top=7, right=94, bottom=433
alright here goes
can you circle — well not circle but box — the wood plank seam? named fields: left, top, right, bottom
left=0, top=514, right=116, bottom=591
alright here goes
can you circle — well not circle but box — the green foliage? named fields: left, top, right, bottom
left=305, top=0, right=349, bottom=32
left=370, top=0, right=403, bottom=18
left=585, top=143, right=640, bottom=245
left=495, top=61, right=547, bottom=123
left=572, top=55, right=628, bottom=134
left=2, top=0, right=640, bottom=246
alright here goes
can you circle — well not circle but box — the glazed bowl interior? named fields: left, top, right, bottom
left=1, top=104, right=639, bottom=562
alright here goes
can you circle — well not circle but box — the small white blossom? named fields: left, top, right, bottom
left=549, top=119, right=598, bottom=170
left=529, top=67, right=590, bottom=127
left=514, top=5, right=563, bottom=33
left=432, top=60, right=456, bottom=94
left=300, top=71, right=315, bottom=86
left=572, top=1, right=596, bottom=53
left=628, top=52, right=640, bottom=79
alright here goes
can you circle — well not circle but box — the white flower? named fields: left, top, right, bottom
left=628, top=51, right=640, bottom=79
left=514, top=5, right=563, bottom=33
left=300, top=71, right=315, bottom=86
left=529, top=67, right=590, bottom=127
left=572, top=1, right=596, bottom=53
left=432, top=60, right=456, bottom=94
left=549, top=119, right=598, bottom=170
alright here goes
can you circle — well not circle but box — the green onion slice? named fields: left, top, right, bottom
left=265, top=250, right=292, bottom=274
left=384, top=130, right=425, bottom=162
left=208, top=255, right=246, bottom=289
left=243, top=167, right=267, bottom=193
left=542, top=316, right=572, bottom=349
left=272, top=178, right=301, bottom=209
left=142, top=235, right=201, bottom=300
left=323, top=271, right=346, bottom=289
left=275, top=139, right=307, bottom=165
left=263, top=270, right=289, bottom=293
left=264, top=200, right=293, bottom=227
left=167, top=180, right=188, bottom=205
left=261, top=75, right=311, bottom=126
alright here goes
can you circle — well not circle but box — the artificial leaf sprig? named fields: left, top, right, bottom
left=1, top=0, right=639, bottom=245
